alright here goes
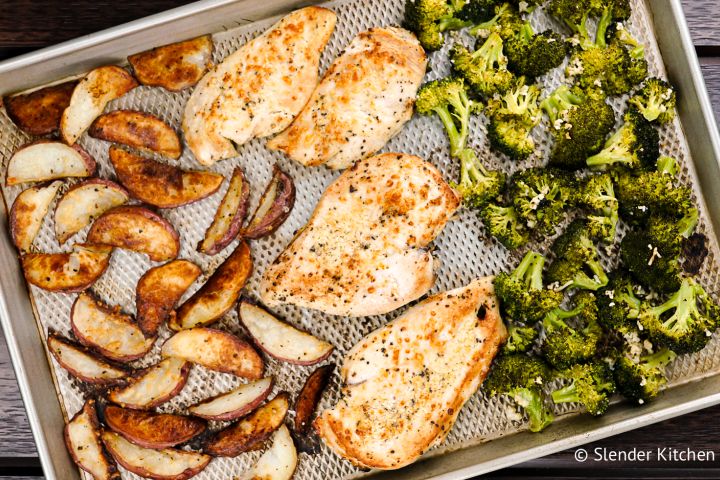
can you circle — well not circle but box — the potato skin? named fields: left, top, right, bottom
left=90, top=110, right=182, bottom=159
left=198, top=167, right=250, bottom=255
left=242, top=165, right=296, bottom=239
left=21, top=243, right=112, bottom=292
left=294, top=364, right=333, bottom=434
left=104, top=405, right=206, bottom=449
left=64, top=399, right=120, bottom=480
left=10, top=181, right=62, bottom=252
left=4, top=80, right=77, bottom=135
left=203, top=392, right=290, bottom=457
left=6, top=140, right=97, bottom=186
left=108, top=358, right=191, bottom=410
left=188, top=377, right=274, bottom=421
left=47, top=333, right=127, bottom=385
left=128, top=36, right=213, bottom=92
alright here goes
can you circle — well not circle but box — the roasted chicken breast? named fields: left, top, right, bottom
left=260, top=152, right=460, bottom=317
left=182, top=7, right=337, bottom=166
left=267, top=27, right=427, bottom=170
left=314, top=277, right=507, bottom=470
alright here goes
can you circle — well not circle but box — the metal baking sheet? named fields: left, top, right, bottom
left=0, top=0, right=719, bottom=479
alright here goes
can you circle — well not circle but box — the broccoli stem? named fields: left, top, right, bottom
left=543, top=304, right=583, bottom=330
left=649, top=280, right=699, bottom=335
left=510, top=251, right=546, bottom=290
left=459, top=147, right=490, bottom=186
left=513, top=388, right=553, bottom=432
left=594, top=7, right=613, bottom=49
left=677, top=208, right=699, bottom=238
left=469, top=4, right=508, bottom=36
left=541, top=86, right=583, bottom=124
left=573, top=260, right=609, bottom=290
left=641, top=348, right=677, bottom=369
left=471, top=32, right=505, bottom=68
left=657, top=156, right=678, bottom=176
left=585, top=129, right=631, bottom=168
left=433, top=87, right=471, bottom=157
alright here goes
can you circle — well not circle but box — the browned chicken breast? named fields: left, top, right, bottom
left=314, top=277, right=507, bottom=470
left=259, top=152, right=460, bottom=317
left=267, top=27, right=427, bottom=170
left=182, top=7, right=337, bottom=166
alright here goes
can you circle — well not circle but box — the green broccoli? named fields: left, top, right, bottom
left=615, top=164, right=693, bottom=225
left=620, top=230, right=682, bottom=294
left=551, top=362, right=616, bottom=416
left=505, top=21, right=568, bottom=78
left=484, top=354, right=554, bottom=432
left=494, top=251, right=563, bottom=323
left=586, top=110, right=660, bottom=171
left=509, top=168, right=577, bottom=235
left=547, top=220, right=609, bottom=291
left=541, top=291, right=603, bottom=368
left=503, top=323, right=539, bottom=354
left=452, top=147, right=507, bottom=209
left=479, top=203, right=530, bottom=249
left=452, top=32, right=515, bottom=97
left=547, top=0, right=631, bottom=35
left=579, top=173, right=619, bottom=242
left=486, top=79, right=541, bottom=160
left=596, top=271, right=642, bottom=332
left=629, top=77, right=677, bottom=124
left=614, top=347, right=676, bottom=404
left=404, top=0, right=488, bottom=51
left=468, top=2, right=523, bottom=40
left=646, top=210, right=699, bottom=258
left=540, top=85, right=615, bottom=170
left=638, top=278, right=718, bottom=354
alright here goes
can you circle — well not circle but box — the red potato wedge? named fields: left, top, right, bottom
left=237, top=425, right=297, bottom=480
left=47, top=333, right=127, bottom=385
left=65, top=399, right=120, bottom=480
left=294, top=364, right=333, bottom=434
left=161, top=327, right=263, bottom=379
left=6, top=140, right=96, bottom=186
left=90, top=110, right=182, bottom=159
left=108, top=357, right=190, bottom=409
left=102, top=431, right=211, bottom=480
left=54, top=179, right=129, bottom=244
left=172, top=241, right=252, bottom=330
left=10, top=180, right=62, bottom=252
left=3, top=80, right=77, bottom=135
left=128, top=36, right=213, bottom=92
left=61, top=65, right=138, bottom=145
left=87, top=205, right=180, bottom=262
left=136, top=260, right=202, bottom=337
left=71, top=292, right=154, bottom=362
left=104, top=405, right=206, bottom=449
left=109, top=146, right=223, bottom=208
left=22, top=243, right=112, bottom=292
left=239, top=302, right=334, bottom=365
left=198, top=167, right=250, bottom=255
left=203, top=392, right=289, bottom=457
left=188, top=377, right=274, bottom=421
left=242, top=165, right=295, bottom=240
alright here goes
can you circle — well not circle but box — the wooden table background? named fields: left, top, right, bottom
left=1, top=1, right=720, bottom=479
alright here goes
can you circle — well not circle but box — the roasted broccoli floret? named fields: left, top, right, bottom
left=579, top=173, right=619, bottom=242
left=541, top=291, right=603, bottom=368
left=596, top=271, right=642, bottom=332
left=480, top=203, right=530, bottom=249
left=415, top=76, right=478, bottom=157
left=586, top=110, right=660, bottom=170
left=503, top=323, right=539, bottom=354
left=468, top=2, right=523, bottom=40
left=614, top=347, right=676, bottom=404
left=484, top=354, right=554, bottom=432
left=540, top=85, right=615, bottom=170
left=615, top=164, right=693, bottom=224
left=453, top=148, right=506, bottom=209
left=646, top=210, right=699, bottom=258
left=486, top=79, right=541, bottom=160
left=638, top=278, right=718, bottom=354
left=551, top=362, right=616, bottom=416
left=404, top=0, right=485, bottom=51
left=629, top=77, right=677, bottom=124
left=452, top=32, right=515, bottom=97
left=620, top=230, right=682, bottom=294
left=509, top=168, right=576, bottom=235
left=505, top=22, right=568, bottom=78
left=547, top=0, right=630, bottom=35
left=547, top=220, right=609, bottom=291
left=494, top=251, right=563, bottom=323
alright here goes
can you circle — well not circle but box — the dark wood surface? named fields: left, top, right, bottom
left=1, top=1, right=720, bottom=478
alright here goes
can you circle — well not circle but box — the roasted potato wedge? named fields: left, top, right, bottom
left=6, top=140, right=96, bottom=186
left=242, top=165, right=295, bottom=239
left=136, top=260, right=201, bottom=337
left=198, top=167, right=250, bottom=255
left=61, top=65, right=138, bottom=145
left=102, top=431, right=211, bottom=480
left=87, top=205, right=180, bottom=262
left=204, top=392, right=289, bottom=457
left=128, top=36, right=213, bottom=92
left=71, top=292, right=154, bottom=362
left=237, top=425, right=297, bottom=480
left=65, top=399, right=120, bottom=480
left=104, top=405, right=206, bottom=449
left=294, top=364, right=333, bottom=434
left=10, top=181, right=62, bottom=252
left=188, top=377, right=274, bottom=421
left=4, top=80, right=77, bottom=135
left=22, top=243, right=112, bottom=292
left=90, top=110, right=182, bottom=159
left=239, top=302, right=334, bottom=365
left=47, top=333, right=127, bottom=385
left=108, top=357, right=190, bottom=409
left=109, top=146, right=222, bottom=208
left=161, top=327, right=263, bottom=379
left=54, top=179, right=129, bottom=244
left=172, top=241, right=252, bottom=330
